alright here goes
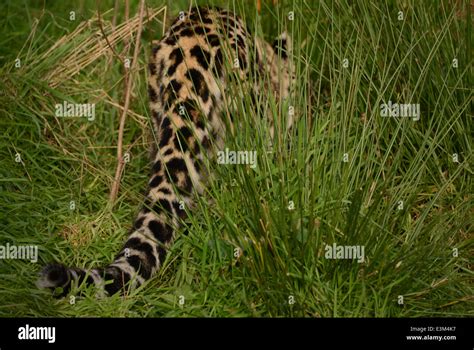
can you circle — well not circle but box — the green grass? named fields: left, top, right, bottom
left=0, top=0, right=472, bottom=317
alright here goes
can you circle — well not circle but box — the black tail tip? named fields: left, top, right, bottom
left=37, top=263, right=69, bottom=289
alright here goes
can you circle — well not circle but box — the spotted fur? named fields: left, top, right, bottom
left=38, top=6, right=294, bottom=297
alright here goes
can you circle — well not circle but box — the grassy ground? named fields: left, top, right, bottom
left=0, top=0, right=472, bottom=317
